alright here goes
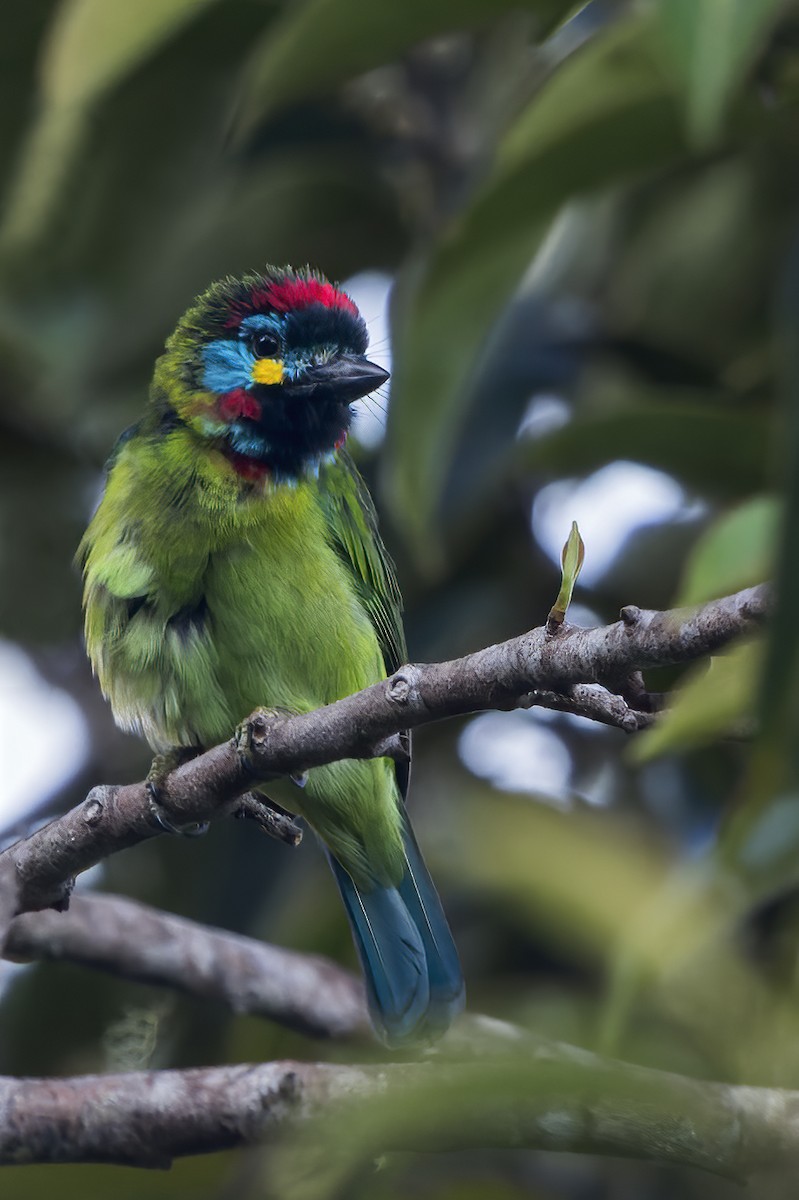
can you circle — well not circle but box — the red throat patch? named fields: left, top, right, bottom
left=218, top=388, right=262, bottom=422
left=224, top=450, right=270, bottom=483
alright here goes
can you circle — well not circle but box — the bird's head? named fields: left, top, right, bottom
left=153, top=267, right=388, bottom=482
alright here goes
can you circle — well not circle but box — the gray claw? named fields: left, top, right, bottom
left=147, top=784, right=209, bottom=838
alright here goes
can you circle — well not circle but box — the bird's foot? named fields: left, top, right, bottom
left=235, top=706, right=307, bottom=788
left=146, top=749, right=209, bottom=837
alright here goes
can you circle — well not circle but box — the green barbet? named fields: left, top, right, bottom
left=78, top=267, right=464, bottom=1044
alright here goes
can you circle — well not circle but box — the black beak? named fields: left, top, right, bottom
left=283, top=354, right=390, bottom=404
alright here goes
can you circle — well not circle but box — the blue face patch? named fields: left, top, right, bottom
left=202, top=314, right=287, bottom=393
left=201, top=338, right=256, bottom=393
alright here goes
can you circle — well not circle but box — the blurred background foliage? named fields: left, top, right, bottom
left=4, top=0, right=799, bottom=1196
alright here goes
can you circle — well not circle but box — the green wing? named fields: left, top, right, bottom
left=317, top=450, right=406, bottom=678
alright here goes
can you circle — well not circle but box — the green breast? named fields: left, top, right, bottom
left=170, top=480, right=403, bottom=882
left=201, top=481, right=386, bottom=743
left=81, top=437, right=405, bottom=881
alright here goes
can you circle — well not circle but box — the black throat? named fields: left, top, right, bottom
left=227, top=389, right=352, bottom=479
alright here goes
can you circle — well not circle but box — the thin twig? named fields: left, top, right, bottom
left=523, top=683, right=655, bottom=730
left=234, top=792, right=304, bottom=846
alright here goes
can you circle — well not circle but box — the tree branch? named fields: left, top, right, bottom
left=5, top=884, right=798, bottom=1180
left=5, top=894, right=367, bottom=1040
left=2, top=1040, right=799, bottom=1177
left=0, top=584, right=768, bottom=915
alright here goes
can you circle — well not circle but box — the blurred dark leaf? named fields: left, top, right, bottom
left=43, top=0, right=221, bottom=108
left=231, top=0, right=575, bottom=141
left=0, top=0, right=226, bottom=255
left=521, top=403, right=772, bottom=497
left=0, top=427, right=89, bottom=642
left=715, top=233, right=799, bottom=903
left=385, top=14, right=685, bottom=567
left=605, top=157, right=788, bottom=370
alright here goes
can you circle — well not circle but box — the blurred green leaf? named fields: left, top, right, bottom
left=4, top=1154, right=239, bottom=1200
left=386, top=15, right=684, bottom=567
left=462, top=785, right=778, bottom=1058
left=601, top=250, right=799, bottom=1053
left=232, top=0, right=573, bottom=139
left=748, top=247, right=799, bottom=795
left=42, top=0, right=220, bottom=108
left=454, top=787, right=670, bottom=964
left=0, top=0, right=222, bottom=255
left=266, top=1051, right=744, bottom=1200
left=655, top=0, right=785, bottom=147
left=677, top=495, right=778, bottom=605
left=597, top=853, right=783, bottom=1070
left=522, top=403, right=771, bottom=496
left=633, top=637, right=762, bottom=762
left=607, top=158, right=778, bottom=369
left=714, top=241, right=799, bottom=896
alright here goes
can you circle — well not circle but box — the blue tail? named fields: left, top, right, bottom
left=396, top=814, right=465, bottom=1039
left=327, top=820, right=464, bottom=1047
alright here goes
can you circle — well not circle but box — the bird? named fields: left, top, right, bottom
left=78, top=266, right=465, bottom=1045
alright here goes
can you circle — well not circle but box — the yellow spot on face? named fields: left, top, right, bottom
left=251, top=358, right=283, bottom=385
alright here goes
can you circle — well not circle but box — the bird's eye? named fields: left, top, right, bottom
left=250, top=330, right=280, bottom=358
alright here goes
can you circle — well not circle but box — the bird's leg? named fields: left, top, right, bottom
left=146, top=748, right=209, bottom=837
